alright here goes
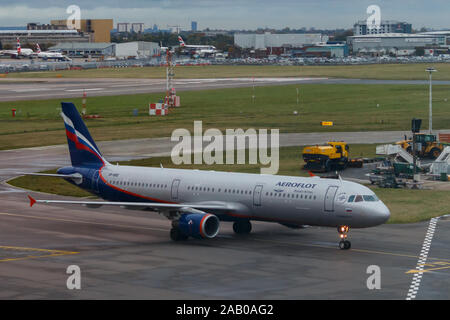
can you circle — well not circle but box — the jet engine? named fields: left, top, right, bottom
left=176, top=213, right=220, bottom=239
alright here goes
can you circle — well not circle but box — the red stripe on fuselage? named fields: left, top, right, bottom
left=98, top=166, right=175, bottom=204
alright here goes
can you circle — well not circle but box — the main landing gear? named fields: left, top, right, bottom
left=170, top=227, right=188, bottom=241
left=233, top=220, right=252, bottom=235
left=338, top=225, right=351, bottom=250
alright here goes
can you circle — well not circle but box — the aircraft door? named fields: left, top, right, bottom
left=171, top=179, right=181, bottom=201
left=253, top=185, right=263, bottom=206
left=324, top=186, right=338, bottom=212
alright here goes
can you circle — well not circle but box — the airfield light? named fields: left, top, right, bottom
left=426, top=67, right=437, bottom=133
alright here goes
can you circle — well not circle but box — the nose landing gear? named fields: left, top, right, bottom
left=338, top=226, right=351, bottom=250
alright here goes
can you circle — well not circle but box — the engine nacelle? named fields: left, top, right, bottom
left=177, top=213, right=220, bottom=239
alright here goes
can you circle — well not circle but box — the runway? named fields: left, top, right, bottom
left=1, top=77, right=450, bottom=102
left=1, top=134, right=449, bottom=299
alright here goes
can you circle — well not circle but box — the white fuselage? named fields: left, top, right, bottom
left=98, top=164, right=390, bottom=229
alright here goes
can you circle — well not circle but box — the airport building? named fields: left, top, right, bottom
left=115, top=41, right=160, bottom=58
left=49, top=41, right=160, bottom=58
left=0, top=29, right=90, bottom=47
left=234, top=32, right=328, bottom=49
left=353, top=20, right=412, bottom=35
left=50, top=19, right=114, bottom=42
left=49, top=42, right=116, bottom=58
left=348, top=33, right=446, bottom=55
left=291, top=43, right=348, bottom=58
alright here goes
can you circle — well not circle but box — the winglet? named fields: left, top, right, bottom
left=28, top=195, right=36, bottom=207
left=308, top=171, right=316, bottom=177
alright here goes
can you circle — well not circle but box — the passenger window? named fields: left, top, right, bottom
left=355, top=195, right=363, bottom=202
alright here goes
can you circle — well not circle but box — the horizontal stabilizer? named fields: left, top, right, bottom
left=17, top=172, right=83, bottom=184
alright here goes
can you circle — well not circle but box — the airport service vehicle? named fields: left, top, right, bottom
left=303, top=142, right=351, bottom=172
left=27, top=103, right=390, bottom=250
left=178, top=36, right=217, bottom=56
left=396, top=133, right=444, bottom=159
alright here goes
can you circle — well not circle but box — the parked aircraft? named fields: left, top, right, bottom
left=178, top=36, right=217, bottom=55
left=0, top=38, right=33, bottom=58
left=35, top=43, right=71, bottom=61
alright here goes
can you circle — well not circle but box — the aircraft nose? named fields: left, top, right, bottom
left=373, top=202, right=390, bottom=225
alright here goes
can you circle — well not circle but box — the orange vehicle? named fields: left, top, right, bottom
left=396, top=133, right=444, bottom=159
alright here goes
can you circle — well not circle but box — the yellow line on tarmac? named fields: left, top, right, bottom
left=406, top=265, right=450, bottom=274
left=0, top=245, right=78, bottom=263
left=251, top=237, right=450, bottom=262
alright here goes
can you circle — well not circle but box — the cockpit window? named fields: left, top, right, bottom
left=363, top=195, right=379, bottom=202
left=355, top=195, right=363, bottom=202
left=348, top=195, right=355, bottom=202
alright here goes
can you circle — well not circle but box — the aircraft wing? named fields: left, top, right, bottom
left=27, top=195, right=241, bottom=214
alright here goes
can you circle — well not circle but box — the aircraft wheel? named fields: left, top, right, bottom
left=339, top=240, right=351, bottom=250
left=233, top=220, right=252, bottom=234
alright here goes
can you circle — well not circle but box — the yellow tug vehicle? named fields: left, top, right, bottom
left=303, top=142, right=350, bottom=172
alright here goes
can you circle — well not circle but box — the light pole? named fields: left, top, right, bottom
left=426, top=67, right=437, bottom=133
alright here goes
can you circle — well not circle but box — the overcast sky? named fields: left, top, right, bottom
left=0, top=0, right=448, bottom=30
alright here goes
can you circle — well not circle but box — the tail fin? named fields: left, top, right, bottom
left=16, top=38, right=21, bottom=54
left=36, top=43, right=41, bottom=53
left=61, top=102, right=106, bottom=168
left=178, top=36, right=185, bottom=47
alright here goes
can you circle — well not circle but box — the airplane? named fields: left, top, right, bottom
left=35, top=43, right=71, bottom=61
left=177, top=36, right=217, bottom=55
left=0, top=38, right=34, bottom=58
left=26, top=102, right=390, bottom=250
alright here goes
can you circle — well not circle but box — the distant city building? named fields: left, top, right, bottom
left=131, top=23, right=145, bottom=33
left=234, top=32, right=329, bottom=49
left=191, top=21, right=198, bottom=32
left=353, top=20, right=412, bottom=35
left=117, top=23, right=130, bottom=33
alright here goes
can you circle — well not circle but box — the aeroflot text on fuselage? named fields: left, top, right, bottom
left=275, top=182, right=318, bottom=189
left=171, top=121, right=280, bottom=175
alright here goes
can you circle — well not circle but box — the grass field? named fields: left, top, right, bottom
left=1, top=83, right=449, bottom=150
left=5, top=63, right=450, bottom=80
left=9, top=145, right=449, bottom=224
